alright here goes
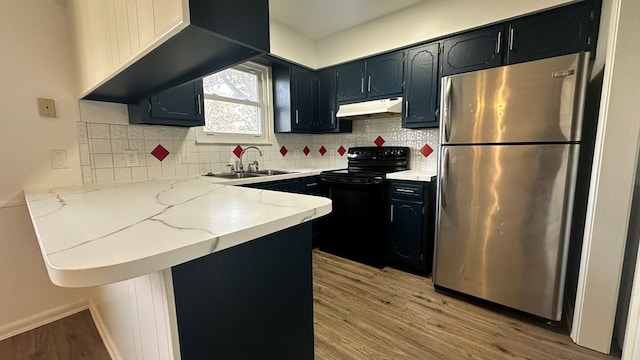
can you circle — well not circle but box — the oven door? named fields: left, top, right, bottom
left=318, top=175, right=386, bottom=268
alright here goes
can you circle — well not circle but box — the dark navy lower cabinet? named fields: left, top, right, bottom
left=243, top=178, right=303, bottom=193
left=403, top=42, right=440, bottom=129
left=386, top=180, right=434, bottom=274
left=171, top=223, right=314, bottom=360
left=128, top=79, right=205, bottom=127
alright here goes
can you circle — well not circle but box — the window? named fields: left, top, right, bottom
left=196, top=62, right=272, bottom=144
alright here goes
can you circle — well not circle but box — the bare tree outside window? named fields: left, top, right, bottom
left=202, top=64, right=265, bottom=135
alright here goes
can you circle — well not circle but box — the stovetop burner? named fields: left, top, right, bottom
left=322, top=146, right=410, bottom=179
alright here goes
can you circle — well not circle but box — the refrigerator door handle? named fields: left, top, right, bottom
left=443, top=78, right=453, bottom=143
left=440, top=147, right=449, bottom=209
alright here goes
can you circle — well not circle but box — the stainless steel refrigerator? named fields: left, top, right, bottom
left=433, top=52, right=589, bottom=321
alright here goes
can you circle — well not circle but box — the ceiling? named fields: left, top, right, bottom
left=269, top=0, right=425, bottom=40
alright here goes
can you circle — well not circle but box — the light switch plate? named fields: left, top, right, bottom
left=38, top=98, right=57, bottom=118
left=50, top=150, right=68, bottom=169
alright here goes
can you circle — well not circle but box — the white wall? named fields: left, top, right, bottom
left=0, top=0, right=89, bottom=339
left=572, top=0, right=640, bottom=353
left=269, top=20, right=317, bottom=68
left=314, top=0, right=573, bottom=68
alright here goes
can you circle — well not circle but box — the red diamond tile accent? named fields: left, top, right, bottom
left=150, top=144, right=170, bottom=162
left=303, top=146, right=310, bottom=156
left=232, top=145, right=243, bottom=158
left=319, top=146, right=327, bottom=156
left=337, top=146, right=346, bottom=156
left=374, top=136, right=385, bottom=147
left=279, top=146, right=288, bottom=157
left=420, top=144, right=434, bottom=158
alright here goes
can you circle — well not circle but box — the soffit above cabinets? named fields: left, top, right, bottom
left=269, top=0, right=425, bottom=40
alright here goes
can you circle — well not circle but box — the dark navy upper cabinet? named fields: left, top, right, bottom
left=336, top=61, right=367, bottom=103
left=273, top=59, right=351, bottom=134
left=336, top=51, right=404, bottom=103
left=403, top=42, right=440, bottom=129
left=441, top=25, right=505, bottom=76
left=506, top=1, right=593, bottom=65
left=366, top=51, right=405, bottom=99
left=293, top=68, right=316, bottom=132
left=272, top=62, right=315, bottom=133
left=316, top=68, right=352, bottom=133
left=128, top=80, right=205, bottom=127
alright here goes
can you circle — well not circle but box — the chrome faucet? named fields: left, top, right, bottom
left=238, top=146, right=263, bottom=172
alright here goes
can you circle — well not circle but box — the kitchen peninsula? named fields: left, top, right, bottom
left=24, top=174, right=331, bottom=359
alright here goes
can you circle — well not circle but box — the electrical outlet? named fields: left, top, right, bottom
left=50, top=150, right=68, bottom=169
left=123, top=150, right=139, bottom=167
left=38, top=98, right=57, bottom=118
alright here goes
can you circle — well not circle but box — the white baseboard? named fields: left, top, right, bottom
left=88, top=300, right=120, bottom=360
left=0, top=299, right=89, bottom=341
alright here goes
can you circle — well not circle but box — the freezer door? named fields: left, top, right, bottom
left=434, top=144, right=579, bottom=320
left=440, top=52, right=589, bottom=145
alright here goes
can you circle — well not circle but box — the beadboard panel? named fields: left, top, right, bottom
left=90, top=270, right=178, bottom=360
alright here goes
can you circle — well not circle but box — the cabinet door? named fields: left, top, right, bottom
left=389, top=199, right=425, bottom=267
left=442, top=25, right=504, bottom=76
left=133, top=79, right=204, bottom=127
left=403, top=42, right=440, bottom=129
left=316, top=69, right=337, bottom=132
left=366, top=51, right=404, bottom=99
left=149, top=80, right=204, bottom=121
left=506, top=2, right=592, bottom=65
left=293, top=69, right=316, bottom=131
left=336, top=60, right=366, bottom=103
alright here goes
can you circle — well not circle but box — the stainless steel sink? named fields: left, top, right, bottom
left=204, top=172, right=264, bottom=179
left=251, top=169, right=297, bottom=176
left=203, top=170, right=296, bottom=179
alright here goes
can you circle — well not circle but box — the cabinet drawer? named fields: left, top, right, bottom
left=389, top=183, right=424, bottom=199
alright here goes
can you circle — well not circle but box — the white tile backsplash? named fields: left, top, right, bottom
left=88, top=123, right=110, bottom=139
left=77, top=111, right=439, bottom=184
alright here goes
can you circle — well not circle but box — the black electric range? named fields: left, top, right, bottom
left=317, top=146, right=409, bottom=267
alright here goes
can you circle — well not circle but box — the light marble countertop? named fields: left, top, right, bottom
left=386, top=170, right=437, bottom=182
left=24, top=170, right=332, bottom=287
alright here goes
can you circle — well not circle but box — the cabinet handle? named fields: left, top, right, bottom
left=496, top=31, right=502, bottom=54
left=390, top=204, right=394, bottom=222
left=295, top=110, right=299, bottom=124
left=396, top=188, right=415, bottom=194
left=360, top=78, right=365, bottom=93
left=147, top=99, right=152, bottom=114
left=367, top=76, right=372, bottom=92
left=405, top=100, right=410, bottom=116
left=509, top=27, right=515, bottom=51
left=331, top=110, right=335, bottom=125
left=422, top=205, right=426, bottom=216
left=196, top=94, right=202, bottom=115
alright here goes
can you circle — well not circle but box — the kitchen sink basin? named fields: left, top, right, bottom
left=203, top=170, right=297, bottom=179
left=204, top=172, right=264, bottom=179
left=251, top=169, right=298, bottom=176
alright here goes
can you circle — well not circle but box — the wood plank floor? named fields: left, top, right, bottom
left=313, top=249, right=618, bottom=360
left=0, top=310, right=110, bottom=360
left=0, top=251, right=619, bottom=359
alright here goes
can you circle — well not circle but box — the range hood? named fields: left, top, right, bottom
left=336, top=98, right=403, bottom=120
left=83, top=0, right=269, bottom=104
